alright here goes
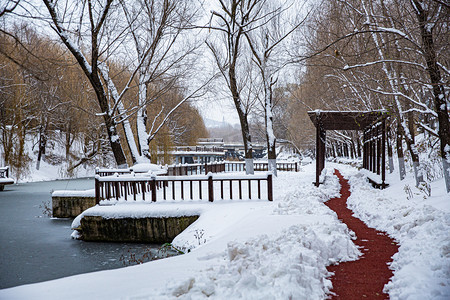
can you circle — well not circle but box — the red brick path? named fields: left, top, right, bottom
left=325, top=170, right=398, bottom=299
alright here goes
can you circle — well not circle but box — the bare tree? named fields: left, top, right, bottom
left=244, top=1, right=306, bottom=175
left=42, top=0, right=128, bottom=167
left=207, top=0, right=266, bottom=174
left=118, top=0, right=204, bottom=164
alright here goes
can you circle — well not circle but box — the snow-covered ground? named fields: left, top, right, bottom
left=0, top=162, right=449, bottom=299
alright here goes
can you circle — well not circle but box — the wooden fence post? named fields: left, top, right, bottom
left=151, top=175, right=157, bottom=202
left=382, top=119, right=386, bottom=188
left=95, top=177, right=100, bottom=204
left=115, top=182, right=120, bottom=200
left=267, top=173, right=273, bottom=201
left=208, top=173, right=214, bottom=202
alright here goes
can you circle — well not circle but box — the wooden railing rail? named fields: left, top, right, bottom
left=95, top=173, right=273, bottom=204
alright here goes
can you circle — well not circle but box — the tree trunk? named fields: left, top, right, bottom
left=91, top=75, right=128, bottom=168
left=396, top=122, right=406, bottom=180
left=357, top=138, right=362, bottom=158
left=136, top=77, right=150, bottom=162
left=102, top=111, right=127, bottom=168
left=264, top=78, right=277, bottom=176
left=65, top=121, right=72, bottom=160
left=36, top=118, right=48, bottom=171
left=405, top=135, right=423, bottom=187
left=351, top=140, right=357, bottom=159
left=36, top=128, right=47, bottom=170
left=413, top=0, right=450, bottom=192
left=386, top=124, right=394, bottom=173
left=229, top=68, right=254, bottom=174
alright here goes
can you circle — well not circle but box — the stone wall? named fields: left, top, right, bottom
left=52, top=196, right=97, bottom=218
left=78, top=215, right=199, bottom=243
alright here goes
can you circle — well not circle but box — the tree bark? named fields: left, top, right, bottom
left=264, top=76, right=277, bottom=176
left=229, top=66, right=254, bottom=174
left=36, top=126, right=47, bottom=170
left=386, top=124, right=394, bottom=173
left=396, top=122, right=406, bottom=180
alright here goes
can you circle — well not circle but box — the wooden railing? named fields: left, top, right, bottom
left=167, top=161, right=298, bottom=175
left=225, top=161, right=298, bottom=172
left=95, top=173, right=273, bottom=204
left=95, top=168, right=132, bottom=177
left=96, top=161, right=298, bottom=178
left=173, top=146, right=224, bottom=153
left=167, top=162, right=226, bottom=176
left=0, top=166, right=9, bottom=178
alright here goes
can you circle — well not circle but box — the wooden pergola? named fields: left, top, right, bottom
left=307, top=110, right=389, bottom=188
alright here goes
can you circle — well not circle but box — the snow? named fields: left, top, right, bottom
left=0, top=178, right=14, bottom=184
left=51, top=189, right=95, bottom=197
left=131, top=163, right=166, bottom=173
left=1, top=161, right=449, bottom=299
left=110, top=135, right=119, bottom=143
left=359, top=168, right=384, bottom=184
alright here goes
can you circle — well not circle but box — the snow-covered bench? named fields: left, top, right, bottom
left=0, top=166, right=14, bottom=191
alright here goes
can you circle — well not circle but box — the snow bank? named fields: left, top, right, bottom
left=337, top=165, right=450, bottom=300
left=167, top=224, right=357, bottom=300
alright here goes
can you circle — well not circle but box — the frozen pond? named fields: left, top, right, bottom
left=0, top=178, right=164, bottom=289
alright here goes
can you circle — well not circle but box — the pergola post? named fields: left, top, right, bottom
left=376, top=124, right=381, bottom=175
left=363, top=130, right=367, bottom=169
left=320, top=128, right=326, bottom=176
left=371, top=128, right=375, bottom=173
left=315, top=120, right=325, bottom=187
left=382, top=119, right=386, bottom=188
